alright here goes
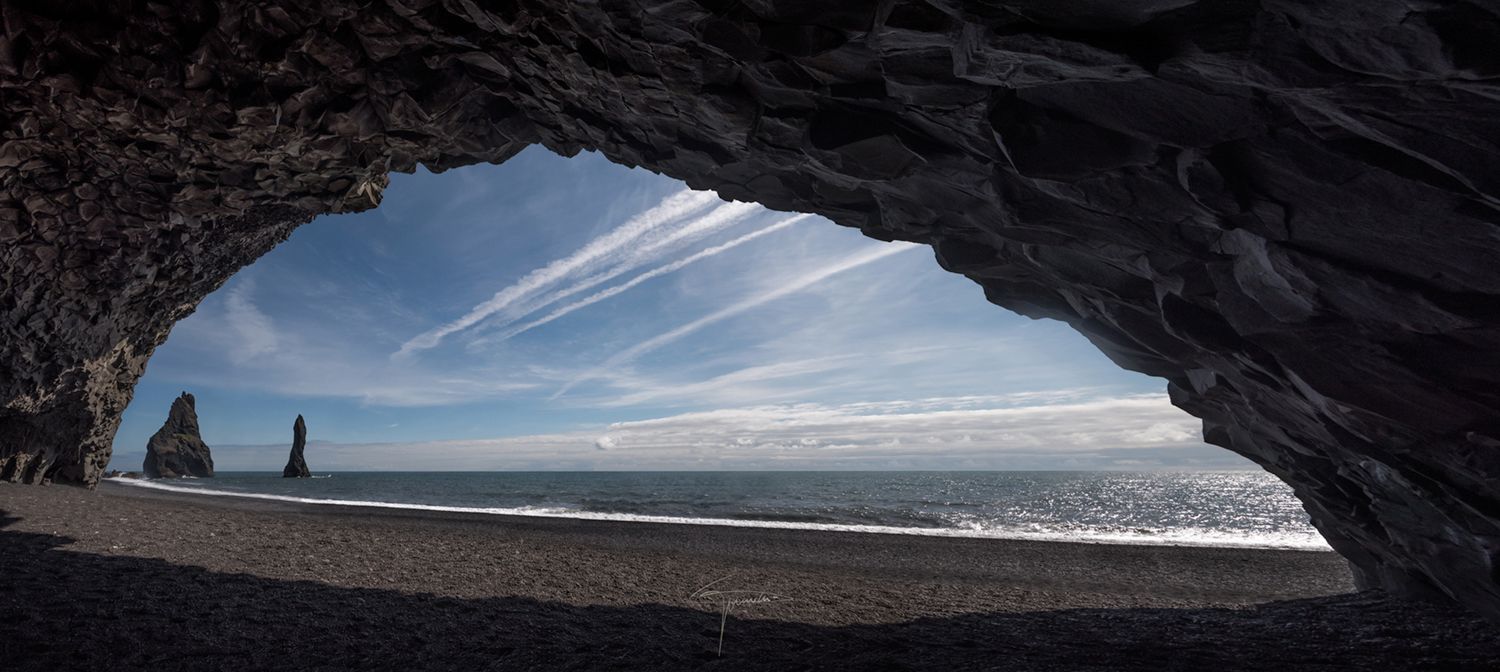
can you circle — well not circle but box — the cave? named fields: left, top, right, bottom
left=1, top=0, right=1498, bottom=621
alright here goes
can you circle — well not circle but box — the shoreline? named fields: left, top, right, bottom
left=4, top=482, right=1496, bottom=670
left=96, top=481, right=1349, bottom=601
left=104, top=476, right=1335, bottom=552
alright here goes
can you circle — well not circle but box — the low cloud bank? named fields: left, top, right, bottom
left=160, top=392, right=1250, bottom=471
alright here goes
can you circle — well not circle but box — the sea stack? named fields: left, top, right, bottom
left=142, top=392, right=215, bottom=478
left=282, top=415, right=311, bottom=478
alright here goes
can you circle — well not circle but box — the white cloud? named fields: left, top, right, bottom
left=473, top=200, right=762, bottom=336
left=164, top=282, right=543, bottom=407
left=487, top=213, right=814, bottom=342
left=224, top=281, right=278, bottom=364
left=555, top=240, right=924, bottom=397
left=196, top=392, right=1243, bottom=471
left=394, top=188, right=726, bottom=357
left=1124, top=422, right=1202, bottom=444
left=590, top=347, right=957, bottom=408
left=594, top=394, right=1190, bottom=454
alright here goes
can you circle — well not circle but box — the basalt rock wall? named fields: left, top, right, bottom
left=1, top=1, right=1498, bottom=618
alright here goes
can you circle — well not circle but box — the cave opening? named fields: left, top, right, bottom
left=104, top=148, right=1326, bottom=552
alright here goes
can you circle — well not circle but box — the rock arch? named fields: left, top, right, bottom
left=2, top=1, right=1498, bottom=618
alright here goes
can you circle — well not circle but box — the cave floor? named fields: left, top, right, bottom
left=1, top=482, right=1495, bottom=671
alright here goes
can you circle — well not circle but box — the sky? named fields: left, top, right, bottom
left=109, top=147, right=1249, bottom=471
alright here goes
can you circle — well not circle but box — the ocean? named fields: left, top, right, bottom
left=110, top=470, right=1330, bottom=550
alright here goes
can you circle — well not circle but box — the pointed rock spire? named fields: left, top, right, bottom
left=142, top=392, right=215, bottom=478
left=282, top=414, right=311, bottom=478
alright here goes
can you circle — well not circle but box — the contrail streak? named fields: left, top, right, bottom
left=395, top=188, right=719, bottom=357
left=553, top=241, right=922, bottom=398
left=493, top=214, right=813, bottom=342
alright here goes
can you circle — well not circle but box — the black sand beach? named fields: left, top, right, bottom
left=2, top=482, right=1495, bottom=670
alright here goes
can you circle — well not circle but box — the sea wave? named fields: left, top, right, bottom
left=106, top=477, right=1333, bottom=551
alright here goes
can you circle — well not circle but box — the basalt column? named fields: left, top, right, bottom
left=1, top=1, right=1498, bottom=619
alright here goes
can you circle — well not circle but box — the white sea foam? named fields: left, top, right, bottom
left=107, top=477, right=1332, bottom=551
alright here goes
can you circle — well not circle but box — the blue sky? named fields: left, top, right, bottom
left=111, top=147, right=1246, bottom=471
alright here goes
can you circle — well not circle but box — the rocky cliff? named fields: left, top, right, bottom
left=0, top=0, right=1497, bottom=619
left=142, top=393, right=215, bottom=479
left=283, top=415, right=311, bottom=478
